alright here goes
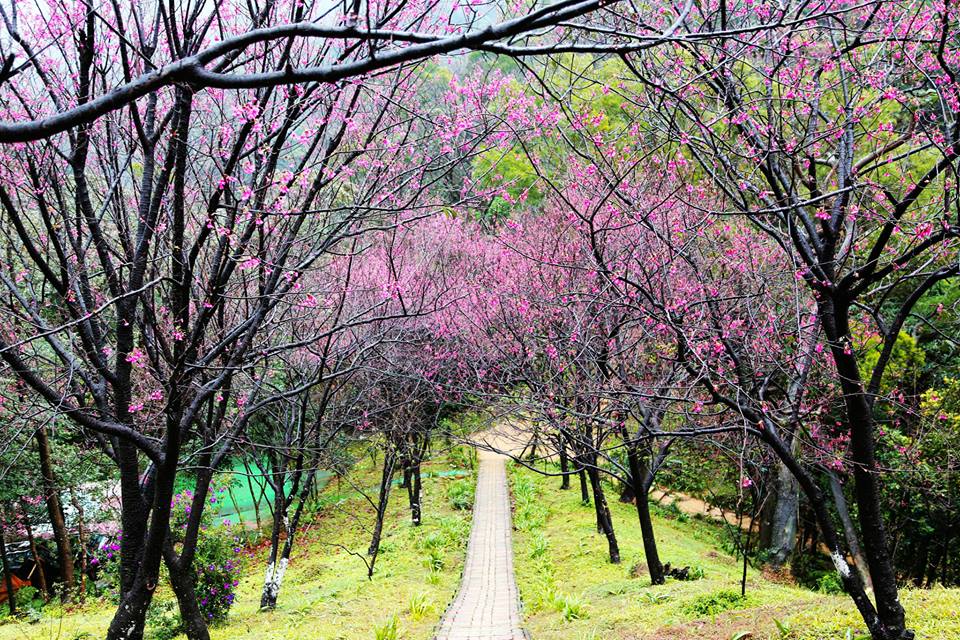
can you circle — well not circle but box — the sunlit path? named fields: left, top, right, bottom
left=435, top=448, right=526, bottom=640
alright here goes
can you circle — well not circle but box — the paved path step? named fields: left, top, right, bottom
left=435, top=449, right=526, bottom=640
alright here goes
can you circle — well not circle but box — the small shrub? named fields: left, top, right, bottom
left=447, top=479, right=475, bottom=510
left=407, top=593, right=432, bottom=620
left=654, top=499, right=690, bottom=523
left=684, top=589, right=749, bottom=617
left=192, top=525, right=244, bottom=624
left=816, top=572, right=845, bottom=594
left=374, top=614, right=400, bottom=640
left=551, top=592, right=588, bottom=621
left=448, top=445, right=477, bottom=470
left=424, top=548, right=445, bottom=572
left=14, top=585, right=43, bottom=612
left=146, top=601, right=182, bottom=640
left=529, top=533, right=549, bottom=559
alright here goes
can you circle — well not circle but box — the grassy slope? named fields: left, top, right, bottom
left=1, top=450, right=476, bottom=640
left=508, top=462, right=960, bottom=640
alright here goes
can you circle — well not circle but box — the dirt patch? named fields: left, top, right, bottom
left=760, top=564, right=797, bottom=586
left=641, top=604, right=798, bottom=640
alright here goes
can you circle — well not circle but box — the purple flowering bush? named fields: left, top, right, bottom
left=169, top=485, right=245, bottom=624
left=90, top=484, right=245, bottom=633
left=90, top=531, right=123, bottom=599
left=192, top=526, right=244, bottom=623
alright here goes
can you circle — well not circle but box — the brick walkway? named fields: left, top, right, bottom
left=435, top=449, right=526, bottom=640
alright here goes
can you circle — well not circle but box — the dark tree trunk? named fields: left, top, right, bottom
left=586, top=465, right=620, bottom=564
left=624, top=444, right=663, bottom=584
left=821, top=298, right=909, bottom=639
left=35, top=425, right=74, bottom=600
left=116, top=442, right=149, bottom=599
left=619, top=476, right=635, bottom=504
left=559, top=444, right=570, bottom=490
left=760, top=425, right=897, bottom=640
left=367, top=451, right=396, bottom=576
left=106, top=425, right=183, bottom=640
left=578, top=467, right=590, bottom=504
left=163, top=542, right=210, bottom=640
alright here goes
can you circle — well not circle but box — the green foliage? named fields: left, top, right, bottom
left=406, top=593, right=432, bottom=621
left=145, top=601, right=182, bottom=640
left=553, top=592, right=589, bottom=621
left=511, top=471, right=548, bottom=531
left=446, top=478, right=475, bottom=510
left=529, top=533, right=550, bottom=559
left=193, top=526, right=244, bottom=624
left=816, top=572, right=845, bottom=595
left=447, top=445, right=477, bottom=470
left=652, top=499, right=690, bottom=524
left=373, top=614, right=400, bottom=640
left=773, top=617, right=792, bottom=637
left=683, top=589, right=749, bottom=617
left=857, top=329, right=925, bottom=396
left=13, top=585, right=44, bottom=622
left=791, top=550, right=839, bottom=593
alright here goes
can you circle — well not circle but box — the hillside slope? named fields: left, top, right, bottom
left=508, top=463, right=960, bottom=640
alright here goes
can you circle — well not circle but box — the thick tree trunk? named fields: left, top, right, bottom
left=625, top=444, right=664, bottom=584
left=106, top=448, right=181, bottom=640
left=765, top=458, right=800, bottom=569
left=163, top=542, right=210, bottom=640
left=634, top=486, right=663, bottom=584
left=116, top=442, right=149, bottom=599
left=760, top=425, right=897, bottom=640
left=821, top=299, right=909, bottom=639
left=35, top=425, right=74, bottom=600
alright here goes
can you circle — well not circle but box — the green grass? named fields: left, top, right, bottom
left=508, top=462, right=960, bottom=640
left=0, top=451, right=476, bottom=640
